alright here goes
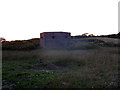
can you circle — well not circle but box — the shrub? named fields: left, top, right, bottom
left=2, top=38, right=40, bottom=50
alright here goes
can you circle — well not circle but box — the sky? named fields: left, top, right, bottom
left=0, top=0, right=119, bottom=41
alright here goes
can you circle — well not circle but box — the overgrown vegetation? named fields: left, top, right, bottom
left=2, top=38, right=40, bottom=50
left=2, top=37, right=120, bottom=88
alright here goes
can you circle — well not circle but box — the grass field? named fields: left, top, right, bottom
left=2, top=37, right=120, bottom=88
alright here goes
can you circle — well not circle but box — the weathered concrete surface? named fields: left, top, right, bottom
left=40, top=32, right=71, bottom=48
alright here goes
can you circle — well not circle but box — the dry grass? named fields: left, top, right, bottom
left=41, top=47, right=119, bottom=88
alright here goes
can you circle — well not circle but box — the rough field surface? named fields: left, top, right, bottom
left=2, top=38, right=120, bottom=88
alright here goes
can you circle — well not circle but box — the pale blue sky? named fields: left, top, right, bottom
left=0, top=0, right=119, bottom=41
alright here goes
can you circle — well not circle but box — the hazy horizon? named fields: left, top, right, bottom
left=0, top=0, right=119, bottom=41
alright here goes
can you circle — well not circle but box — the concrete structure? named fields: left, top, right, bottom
left=40, top=32, right=71, bottom=48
